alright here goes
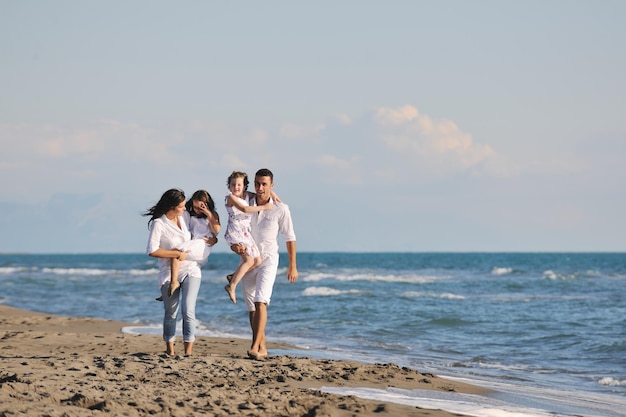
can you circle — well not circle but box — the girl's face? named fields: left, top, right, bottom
left=192, top=198, right=206, bottom=214
left=229, top=177, right=245, bottom=197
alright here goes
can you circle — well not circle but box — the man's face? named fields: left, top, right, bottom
left=254, top=175, right=273, bottom=202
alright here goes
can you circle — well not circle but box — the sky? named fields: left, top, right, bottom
left=1, top=1, right=625, bottom=253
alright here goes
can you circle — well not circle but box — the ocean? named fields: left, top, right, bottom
left=1, top=252, right=625, bottom=416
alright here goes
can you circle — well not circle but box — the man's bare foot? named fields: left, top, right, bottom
left=168, top=280, right=180, bottom=297
left=225, top=284, right=236, bottom=304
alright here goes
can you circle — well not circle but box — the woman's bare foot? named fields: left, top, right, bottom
left=225, top=284, right=236, bottom=304
left=226, top=274, right=233, bottom=282
left=168, top=280, right=180, bottom=297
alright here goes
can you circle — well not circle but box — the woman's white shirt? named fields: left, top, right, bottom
left=146, top=215, right=201, bottom=287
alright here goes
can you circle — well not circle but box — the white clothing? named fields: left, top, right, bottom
left=241, top=196, right=296, bottom=311
left=242, top=252, right=279, bottom=311
left=185, top=211, right=214, bottom=240
left=178, top=239, right=212, bottom=265
left=249, top=198, right=296, bottom=261
left=183, top=211, right=214, bottom=266
left=224, top=192, right=260, bottom=259
left=146, top=215, right=201, bottom=287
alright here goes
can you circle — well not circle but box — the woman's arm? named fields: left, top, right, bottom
left=148, top=248, right=188, bottom=261
left=227, top=194, right=273, bottom=213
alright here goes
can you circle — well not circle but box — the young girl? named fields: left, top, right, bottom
left=223, top=171, right=274, bottom=304
left=156, top=190, right=221, bottom=301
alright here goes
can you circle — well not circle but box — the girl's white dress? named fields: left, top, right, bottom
left=224, top=192, right=260, bottom=259
left=178, top=211, right=213, bottom=267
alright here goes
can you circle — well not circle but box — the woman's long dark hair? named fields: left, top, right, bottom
left=143, top=189, right=186, bottom=227
left=186, top=189, right=219, bottom=222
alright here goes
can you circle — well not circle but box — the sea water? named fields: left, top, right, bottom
left=1, top=252, right=625, bottom=416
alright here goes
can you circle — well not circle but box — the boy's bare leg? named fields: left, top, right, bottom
left=248, top=302, right=268, bottom=360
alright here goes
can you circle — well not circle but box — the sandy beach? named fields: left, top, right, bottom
left=0, top=305, right=490, bottom=417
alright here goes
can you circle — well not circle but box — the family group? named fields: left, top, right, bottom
left=143, top=168, right=297, bottom=359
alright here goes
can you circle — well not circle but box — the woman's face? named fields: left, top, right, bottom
left=169, top=200, right=186, bottom=217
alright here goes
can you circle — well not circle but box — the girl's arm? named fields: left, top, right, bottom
left=198, top=201, right=221, bottom=235
left=247, top=190, right=282, bottom=203
left=206, top=210, right=221, bottom=235
left=227, top=194, right=273, bottom=213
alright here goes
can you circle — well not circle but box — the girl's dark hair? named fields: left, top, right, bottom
left=143, top=189, right=186, bottom=227
left=186, top=189, right=219, bottom=222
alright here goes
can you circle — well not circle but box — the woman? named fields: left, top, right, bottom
left=144, top=189, right=215, bottom=357
left=158, top=189, right=221, bottom=300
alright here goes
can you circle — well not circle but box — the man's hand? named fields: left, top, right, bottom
left=287, top=265, right=298, bottom=283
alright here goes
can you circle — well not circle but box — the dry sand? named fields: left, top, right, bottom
left=1, top=305, right=488, bottom=416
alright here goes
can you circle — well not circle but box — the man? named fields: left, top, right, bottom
left=232, top=168, right=298, bottom=360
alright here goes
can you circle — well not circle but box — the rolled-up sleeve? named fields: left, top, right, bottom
left=146, top=220, right=163, bottom=255
left=279, top=204, right=296, bottom=243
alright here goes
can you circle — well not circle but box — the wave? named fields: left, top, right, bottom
left=543, top=270, right=573, bottom=280
left=122, top=320, right=248, bottom=339
left=302, top=286, right=368, bottom=296
left=302, top=271, right=442, bottom=284
left=321, top=387, right=562, bottom=417
left=0, top=266, right=36, bottom=274
left=598, top=377, right=626, bottom=387
left=402, top=291, right=465, bottom=300
left=492, top=267, right=514, bottom=275
left=1, top=266, right=159, bottom=276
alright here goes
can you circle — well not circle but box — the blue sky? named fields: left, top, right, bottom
left=1, top=1, right=625, bottom=253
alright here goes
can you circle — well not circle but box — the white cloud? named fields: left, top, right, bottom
left=374, top=105, right=419, bottom=126
left=333, top=113, right=353, bottom=125
left=315, top=154, right=362, bottom=184
left=247, top=128, right=269, bottom=145
left=374, top=105, right=502, bottom=174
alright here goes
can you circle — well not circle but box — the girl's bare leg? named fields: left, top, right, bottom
left=225, top=254, right=256, bottom=304
left=169, top=257, right=181, bottom=297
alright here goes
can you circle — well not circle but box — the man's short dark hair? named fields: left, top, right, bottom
left=255, top=168, right=273, bottom=181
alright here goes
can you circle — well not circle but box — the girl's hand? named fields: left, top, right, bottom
left=205, top=235, right=218, bottom=247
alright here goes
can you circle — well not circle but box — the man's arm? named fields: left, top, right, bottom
left=285, top=240, right=298, bottom=283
